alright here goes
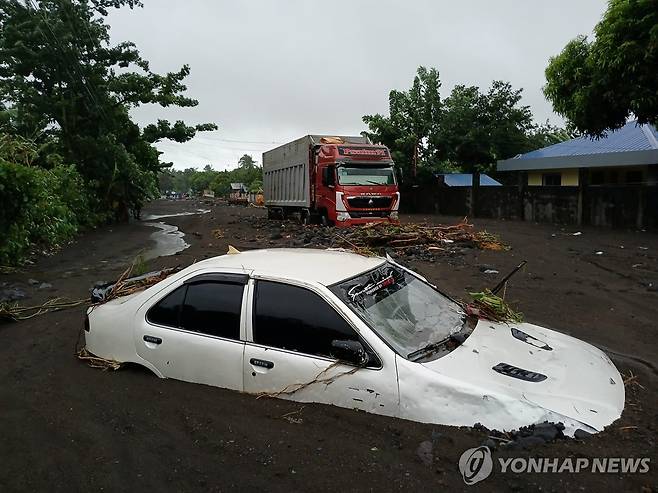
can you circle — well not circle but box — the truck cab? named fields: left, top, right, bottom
left=313, top=143, right=399, bottom=227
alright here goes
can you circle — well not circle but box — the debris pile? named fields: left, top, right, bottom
left=330, top=220, right=508, bottom=257
left=467, top=289, right=523, bottom=323
left=475, top=421, right=570, bottom=449
left=91, top=266, right=181, bottom=304
left=232, top=216, right=508, bottom=261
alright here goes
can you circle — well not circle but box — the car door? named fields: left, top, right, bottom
left=134, top=273, right=248, bottom=391
left=243, top=279, right=399, bottom=417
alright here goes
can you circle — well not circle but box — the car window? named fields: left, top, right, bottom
left=147, top=285, right=186, bottom=327
left=181, top=281, right=243, bottom=340
left=253, top=280, right=360, bottom=359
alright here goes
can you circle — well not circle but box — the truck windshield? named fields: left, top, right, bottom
left=337, top=166, right=395, bottom=186
left=330, top=263, right=465, bottom=359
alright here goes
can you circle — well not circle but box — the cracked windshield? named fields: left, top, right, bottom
left=331, top=264, right=464, bottom=358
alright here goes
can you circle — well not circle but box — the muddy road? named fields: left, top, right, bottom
left=1, top=199, right=656, bottom=492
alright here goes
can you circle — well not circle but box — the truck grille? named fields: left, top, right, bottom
left=350, top=211, right=390, bottom=218
left=347, top=196, right=393, bottom=209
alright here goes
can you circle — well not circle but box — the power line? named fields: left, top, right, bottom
left=193, top=135, right=284, bottom=145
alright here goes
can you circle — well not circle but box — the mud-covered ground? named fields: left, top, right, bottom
left=1, top=199, right=656, bottom=492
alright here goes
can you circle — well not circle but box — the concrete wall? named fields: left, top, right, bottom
left=400, top=184, right=657, bottom=229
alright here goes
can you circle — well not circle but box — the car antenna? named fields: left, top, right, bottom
left=491, top=260, right=527, bottom=295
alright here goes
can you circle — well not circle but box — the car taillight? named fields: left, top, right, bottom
left=84, top=314, right=90, bottom=332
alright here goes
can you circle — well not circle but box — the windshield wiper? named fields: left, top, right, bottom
left=407, top=319, right=471, bottom=361
left=407, top=336, right=452, bottom=361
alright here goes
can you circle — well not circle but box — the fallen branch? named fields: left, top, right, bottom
left=76, top=347, right=122, bottom=371
left=257, top=361, right=362, bottom=399
left=328, top=219, right=508, bottom=256
left=467, top=289, right=523, bottom=323
left=0, top=297, right=87, bottom=322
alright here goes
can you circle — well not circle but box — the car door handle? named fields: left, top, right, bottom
left=250, top=358, right=274, bottom=369
left=143, top=335, right=162, bottom=345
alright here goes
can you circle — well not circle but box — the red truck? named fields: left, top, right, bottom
left=263, top=135, right=400, bottom=227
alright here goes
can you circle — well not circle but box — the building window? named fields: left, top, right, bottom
left=542, top=173, right=561, bottom=186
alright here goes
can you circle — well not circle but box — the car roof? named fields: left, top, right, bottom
left=192, top=248, right=386, bottom=286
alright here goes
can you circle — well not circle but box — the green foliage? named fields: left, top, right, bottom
left=0, top=156, right=92, bottom=265
left=0, top=0, right=216, bottom=218
left=544, top=0, right=658, bottom=135
left=363, top=67, right=441, bottom=178
left=158, top=154, right=263, bottom=197
left=364, top=67, right=568, bottom=180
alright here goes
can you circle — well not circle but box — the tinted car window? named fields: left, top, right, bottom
left=147, top=285, right=186, bottom=327
left=181, top=281, right=243, bottom=340
left=253, top=281, right=359, bottom=358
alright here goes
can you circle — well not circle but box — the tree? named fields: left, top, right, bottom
left=363, top=66, right=442, bottom=179
left=0, top=0, right=217, bottom=218
left=365, top=67, right=556, bottom=178
left=544, top=0, right=658, bottom=136
left=434, top=81, right=535, bottom=173
left=237, top=154, right=257, bottom=169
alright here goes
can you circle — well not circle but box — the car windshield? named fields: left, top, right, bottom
left=330, top=263, right=464, bottom=359
left=336, top=166, right=395, bottom=186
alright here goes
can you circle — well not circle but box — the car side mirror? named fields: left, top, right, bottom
left=331, top=339, right=367, bottom=366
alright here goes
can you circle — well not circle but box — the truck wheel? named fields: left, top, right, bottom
left=321, top=214, right=333, bottom=227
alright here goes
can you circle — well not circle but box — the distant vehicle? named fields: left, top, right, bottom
left=84, top=249, right=624, bottom=436
left=263, top=135, right=400, bottom=226
left=228, top=182, right=248, bottom=205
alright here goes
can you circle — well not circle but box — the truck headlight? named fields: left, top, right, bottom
left=336, top=212, right=350, bottom=221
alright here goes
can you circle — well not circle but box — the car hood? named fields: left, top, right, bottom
left=421, top=319, right=625, bottom=432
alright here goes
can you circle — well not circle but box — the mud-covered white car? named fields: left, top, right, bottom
left=85, top=249, right=624, bottom=435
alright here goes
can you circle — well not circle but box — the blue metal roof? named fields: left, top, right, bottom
left=498, top=121, right=658, bottom=171
left=520, top=121, right=658, bottom=159
left=436, top=173, right=502, bottom=187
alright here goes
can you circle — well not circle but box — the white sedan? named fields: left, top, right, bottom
left=85, top=248, right=624, bottom=436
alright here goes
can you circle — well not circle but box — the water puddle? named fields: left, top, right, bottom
left=142, top=222, right=190, bottom=260
left=141, top=209, right=210, bottom=221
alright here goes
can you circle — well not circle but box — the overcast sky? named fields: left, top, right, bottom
left=107, top=0, right=607, bottom=170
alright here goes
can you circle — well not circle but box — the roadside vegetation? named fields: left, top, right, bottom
left=544, top=0, right=658, bottom=136
left=362, top=67, right=574, bottom=182
left=158, top=154, right=263, bottom=196
left=0, top=0, right=215, bottom=265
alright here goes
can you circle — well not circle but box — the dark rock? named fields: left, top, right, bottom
left=510, top=435, right=546, bottom=449
left=574, top=429, right=592, bottom=440
left=270, top=230, right=283, bottom=240
left=37, top=283, right=53, bottom=290
left=28, top=279, right=40, bottom=286
left=533, top=422, right=561, bottom=442
left=416, top=440, right=433, bottom=466
left=484, top=438, right=498, bottom=449
left=0, top=287, right=27, bottom=302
